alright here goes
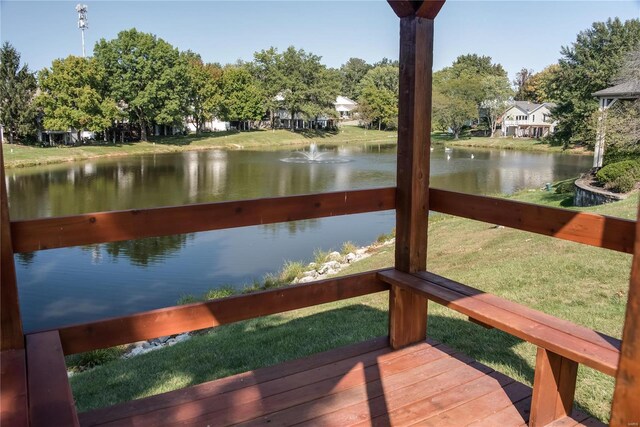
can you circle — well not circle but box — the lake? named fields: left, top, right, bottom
left=6, top=143, right=591, bottom=331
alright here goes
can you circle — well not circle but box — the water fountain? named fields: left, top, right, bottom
left=280, top=143, right=351, bottom=164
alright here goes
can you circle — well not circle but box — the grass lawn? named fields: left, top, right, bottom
left=2, top=126, right=397, bottom=169
left=433, top=133, right=591, bottom=155
left=3, top=127, right=588, bottom=169
left=68, top=189, right=636, bottom=422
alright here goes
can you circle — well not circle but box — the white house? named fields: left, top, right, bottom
left=500, top=101, right=557, bottom=138
left=334, top=96, right=358, bottom=119
left=185, top=117, right=229, bottom=133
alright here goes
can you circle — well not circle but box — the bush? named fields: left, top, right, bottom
left=204, top=286, right=236, bottom=300
left=554, top=177, right=577, bottom=195
left=66, top=347, right=125, bottom=371
left=341, top=241, right=357, bottom=256
left=596, top=160, right=640, bottom=193
left=177, top=294, right=201, bottom=305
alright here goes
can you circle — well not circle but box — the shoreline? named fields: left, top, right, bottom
left=3, top=127, right=590, bottom=169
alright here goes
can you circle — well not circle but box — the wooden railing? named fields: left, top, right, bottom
left=2, top=1, right=638, bottom=425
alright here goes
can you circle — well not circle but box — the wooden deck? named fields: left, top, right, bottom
left=78, top=338, right=603, bottom=427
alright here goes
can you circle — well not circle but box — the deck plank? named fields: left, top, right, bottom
left=78, top=337, right=607, bottom=427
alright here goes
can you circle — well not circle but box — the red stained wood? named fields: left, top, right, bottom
left=0, top=143, right=23, bottom=350
left=0, top=349, right=29, bottom=426
left=430, top=188, right=635, bottom=254
left=530, top=348, right=578, bottom=426
left=52, top=270, right=389, bottom=355
left=611, top=202, right=640, bottom=427
left=389, top=12, right=434, bottom=349
left=387, top=0, right=446, bottom=18
left=26, top=331, right=79, bottom=426
left=378, top=269, right=620, bottom=376
left=10, top=187, right=396, bottom=253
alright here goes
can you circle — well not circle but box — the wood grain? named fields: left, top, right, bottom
left=378, top=269, right=619, bottom=376
left=0, top=349, right=29, bottom=426
left=610, top=202, right=640, bottom=427
left=430, top=188, right=635, bottom=254
left=51, top=270, right=389, bottom=355
left=530, top=348, right=578, bottom=426
left=389, top=14, right=433, bottom=349
left=0, top=143, right=24, bottom=350
left=26, top=331, right=79, bottom=426
left=11, top=187, right=396, bottom=253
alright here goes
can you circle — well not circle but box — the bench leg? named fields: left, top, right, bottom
left=389, top=285, right=427, bottom=350
left=530, top=347, right=578, bottom=427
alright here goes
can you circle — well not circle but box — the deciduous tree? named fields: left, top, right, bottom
left=0, top=42, right=37, bottom=143
left=183, top=51, right=223, bottom=133
left=356, top=65, right=398, bottom=130
left=37, top=56, right=118, bottom=141
left=339, top=58, right=372, bottom=100
left=93, top=29, right=189, bottom=141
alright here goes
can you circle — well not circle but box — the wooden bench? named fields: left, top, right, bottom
left=377, top=269, right=621, bottom=427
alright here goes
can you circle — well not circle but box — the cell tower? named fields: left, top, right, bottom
left=76, top=4, right=88, bottom=57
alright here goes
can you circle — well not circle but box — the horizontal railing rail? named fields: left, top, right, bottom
left=11, top=188, right=634, bottom=254
left=34, top=270, right=390, bottom=355
left=11, top=188, right=396, bottom=253
left=430, top=189, right=635, bottom=254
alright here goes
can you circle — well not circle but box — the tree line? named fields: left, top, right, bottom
left=2, top=17, right=639, bottom=149
left=0, top=29, right=403, bottom=144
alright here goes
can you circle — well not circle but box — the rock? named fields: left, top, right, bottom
left=317, top=265, right=329, bottom=275
left=158, top=335, right=170, bottom=344
left=175, top=333, right=190, bottom=343
left=356, top=248, right=367, bottom=255
left=142, top=341, right=152, bottom=349
left=326, top=269, right=339, bottom=276
left=302, top=270, right=317, bottom=278
left=308, top=262, right=317, bottom=269
left=128, top=346, right=145, bottom=357
left=298, top=276, right=315, bottom=283
left=346, top=253, right=356, bottom=263
left=326, top=261, right=340, bottom=270
left=166, top=338, right=177, bottom=346
left=328, top=251, right=342, bottom=261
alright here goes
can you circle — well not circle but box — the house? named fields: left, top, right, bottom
left=185, top=117, right=229, bottom=133
left=501, top=101, right=557, bottom=138
left=334, top=96, right=358, bottom=119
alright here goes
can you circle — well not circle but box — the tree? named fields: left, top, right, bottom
left=519, top=64, right=562, bottom=103
left=480, top=75, right=513, bottom=137
left=552, top=18, right=640, bottom=146
left=432, top=67, right=478, bottom=139
left=182, top=51, right=223, bottom=133
left=339, top=58, right=372, bottom=100
left=219, top=66, right=264, bottom=128
left=301, top=67, right=340, bottom=128
left=251, top=48, right=285, bottom=128
left=356, top=65, right=399, bottom=130
left=0, top=42, right=37, bottom=143
left=276, top=46, right=338, bottom=130
left=93, top=29, right=190, bottom=141
left=513, top=68, right=534, bottom=99
left=37, top=56, right=119, bottom=141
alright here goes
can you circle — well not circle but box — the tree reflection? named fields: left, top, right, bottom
left=15, top=252, right=36, bottom=266
left=105, top=234, right=192, bottom=267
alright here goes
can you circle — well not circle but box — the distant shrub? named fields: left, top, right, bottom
left=554, top=177, right=577, bottom=195
left=66, top=347, right=124, bottom=371
left=596, top=160, right=640, bottom=193
left=177, top=294, right=201, bottom=305
left=204, top=286, right=236, bottom=300
left=341, top=241, right=358, bottom=256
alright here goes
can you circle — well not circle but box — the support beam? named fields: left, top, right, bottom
left=610, top=202, right=640, bottom=427
left=389, top=13, right=435, bottom=349
left=530, top=347, right=578, bottom=427
left=0, top=137, right=24, bottom=350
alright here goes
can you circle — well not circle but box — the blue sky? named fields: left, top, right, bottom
left=1, top=1, right=639, bottom=81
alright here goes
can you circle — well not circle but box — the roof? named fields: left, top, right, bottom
left=592, top=80, right=640, bottom=98
left=504, top=101, right=556, bottom=115
left=335, top=96, right=357, bottom=106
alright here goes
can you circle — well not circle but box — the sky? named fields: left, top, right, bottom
left=1, top=0, right=640, bottom=81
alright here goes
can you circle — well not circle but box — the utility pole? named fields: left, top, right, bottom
left=76, top=4, right=88, bottom=58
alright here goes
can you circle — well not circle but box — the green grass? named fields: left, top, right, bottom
left=69, top=191, right=636, bottom=421
left=433, top=133, right=591, bottom=155
left=3, top=126, right=397, bottom=169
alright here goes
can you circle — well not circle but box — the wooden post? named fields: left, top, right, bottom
left=529, top=347, right=578, bottom=427
left=0, top=135, right=24, bottom=351
left=387, top=0, right=444, bottom=350
left=610, top=202, right=640, bottom=427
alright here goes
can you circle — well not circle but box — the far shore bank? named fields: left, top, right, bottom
left=3, top=126, right=590, bottom=169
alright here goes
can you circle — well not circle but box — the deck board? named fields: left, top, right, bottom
left=79, top=338, right=604, bottom=427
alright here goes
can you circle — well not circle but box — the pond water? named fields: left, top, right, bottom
left=6, top=143, right=592, bottom=331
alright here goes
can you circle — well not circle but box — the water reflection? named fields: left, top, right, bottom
left=9, top=145, right=592, bottom=331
